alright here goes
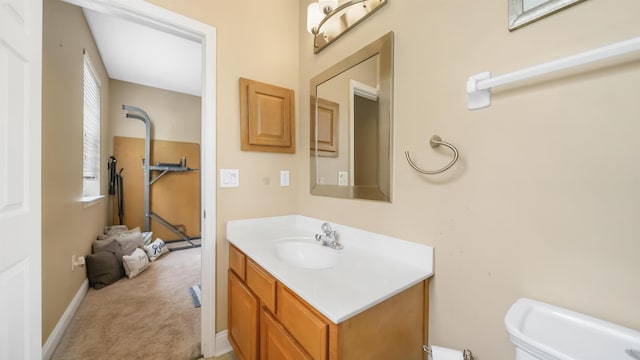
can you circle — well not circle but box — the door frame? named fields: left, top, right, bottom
left=60, top=0, right=218, bottom=356
left=349, top=79, right=379, bottom=187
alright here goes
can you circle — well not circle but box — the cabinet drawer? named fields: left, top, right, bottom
left=277, top=285, right=329, bottom=360
left=229, top=244, right=246, bottom=280
left=246, top=259, right=277, bottom=313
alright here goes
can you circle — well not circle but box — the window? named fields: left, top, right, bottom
left=83, top=52, right=101, bottom=199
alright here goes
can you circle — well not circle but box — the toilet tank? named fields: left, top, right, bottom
left=505, top=298, right=640, bottom=360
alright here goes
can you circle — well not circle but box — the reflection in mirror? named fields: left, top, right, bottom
left=310, top=32, right=393, bottom=201
left=508, top=0, right=586, bottom=31
left=523, top=0, right=549, bottom=11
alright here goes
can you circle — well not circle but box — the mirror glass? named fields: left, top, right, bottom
left=508, top=0, right=586, bottom=31
left=310, top=32, right=393, bottom=202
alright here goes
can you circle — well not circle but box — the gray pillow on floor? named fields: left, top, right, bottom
left=114, top=232, right=143, bottom=255
left=92, top=238, right=117, bottom=253
left=86, top=241, right=124, bottom=289
left=94, top=231, right=143, bottom=256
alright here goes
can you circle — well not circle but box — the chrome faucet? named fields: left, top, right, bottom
left=315, top=222, right=343, bottom=250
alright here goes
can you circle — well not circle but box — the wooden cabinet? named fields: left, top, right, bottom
left=228, top=270, right=259, bottom=360
left=277, top=285, right=328, bottom=360
left=240, top=78, right=295, bottom=153
left=261, top=307, right=312, bottom=360
left=310, top=98, right=339, bottom=157
left=229, top=245, right=246, bottom=280
left=246, top=259, right=276, bottom=313
left=228, top=244, right=428, bottom=360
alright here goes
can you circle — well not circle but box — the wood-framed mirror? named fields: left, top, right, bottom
left=310, top=32, right=393, bottom=202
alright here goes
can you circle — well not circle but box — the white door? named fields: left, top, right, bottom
left=0, top=0, right=43, bottom=359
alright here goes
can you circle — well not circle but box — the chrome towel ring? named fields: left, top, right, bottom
left=405, top=135, right=459, bottom=174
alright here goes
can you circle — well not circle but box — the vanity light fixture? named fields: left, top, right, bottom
left=306, top=0, right=388, bottom=54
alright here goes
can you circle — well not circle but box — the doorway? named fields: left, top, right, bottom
left=60, top=0, right=217, bottom=356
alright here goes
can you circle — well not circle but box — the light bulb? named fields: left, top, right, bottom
left=321, top=18, right=341, bottom=39
left=345, top=2, right=367, bottom=26
left=307, top=3, right=323, bottom=34
left=318, top=0, right=339, bottom=14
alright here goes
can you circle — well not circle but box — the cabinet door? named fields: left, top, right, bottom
left=229, top=271, right=259, bottom=360
left=277, top=285, right=329, bottom=360
left=240, top=77, right=295, bottom=153
left=261, top=307, right=312, bottom=360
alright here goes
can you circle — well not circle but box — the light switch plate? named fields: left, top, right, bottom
left=220, top=169, right=239, bottom=188
left=280, top=170, right=290, bottom=187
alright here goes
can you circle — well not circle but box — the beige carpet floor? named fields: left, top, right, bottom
left=51, top=247, right=202, bottom=360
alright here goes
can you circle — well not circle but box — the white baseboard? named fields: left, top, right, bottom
left=42, top=279, right=88, bottom=360
left=214, top=330, right=232, bottom=357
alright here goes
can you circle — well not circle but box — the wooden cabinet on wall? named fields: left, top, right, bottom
left=240, top=78, right=295, bottom=153
left=228, top=244, right=428, bottom=360
left=310, top=97, right=339, bottom=157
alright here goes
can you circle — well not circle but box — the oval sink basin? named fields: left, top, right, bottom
left=275, top=237, right=338, bottom=269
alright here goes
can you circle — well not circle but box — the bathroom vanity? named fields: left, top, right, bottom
left=227, top=215, right=434, bottom=360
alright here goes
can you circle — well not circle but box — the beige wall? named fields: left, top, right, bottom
left=145, top=0, right=300, bottom=332
left=144, top=1, right=640, bottom=356
left=42, top=1, right=640, bottom=357
left=42, top=0, right=110, bottom=343
left=298, top=1, right=640, bottom=359
left=108, top=79, right=201, bottom=145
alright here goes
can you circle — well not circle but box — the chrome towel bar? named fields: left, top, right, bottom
left=405, top=135, right=459, bottom=175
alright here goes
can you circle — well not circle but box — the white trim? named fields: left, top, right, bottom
left=350, top=79, right=379, bottom=101
left=42, top=279, right=89, bottom=360
left=81, top=194, right=105, bottom=208
left=200, top=22, right=218, bottom=360
left=61, top=1, right=217, bottom=356
left=214, top=330, right=232, bottom=357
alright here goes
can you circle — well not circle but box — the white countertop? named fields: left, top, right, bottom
left=226, top=215, right=434, bottom=324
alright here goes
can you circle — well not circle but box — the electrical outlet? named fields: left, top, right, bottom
left=72, top=254, right=86, bottom=271
left=338, top=171, right=348, bottom=186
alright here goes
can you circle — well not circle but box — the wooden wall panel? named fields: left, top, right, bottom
left=112, top=136, right=200, bottom=240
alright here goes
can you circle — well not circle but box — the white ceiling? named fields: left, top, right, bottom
left=83, top=8, right=202, bottom=97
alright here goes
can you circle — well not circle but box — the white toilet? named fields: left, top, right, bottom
left=505, top=298, right=640, bottom=360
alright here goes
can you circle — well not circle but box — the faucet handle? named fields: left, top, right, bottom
left=321, top=222, right=333, bottom=236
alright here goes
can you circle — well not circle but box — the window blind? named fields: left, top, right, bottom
left=83, top=53, right=101, bottom=196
